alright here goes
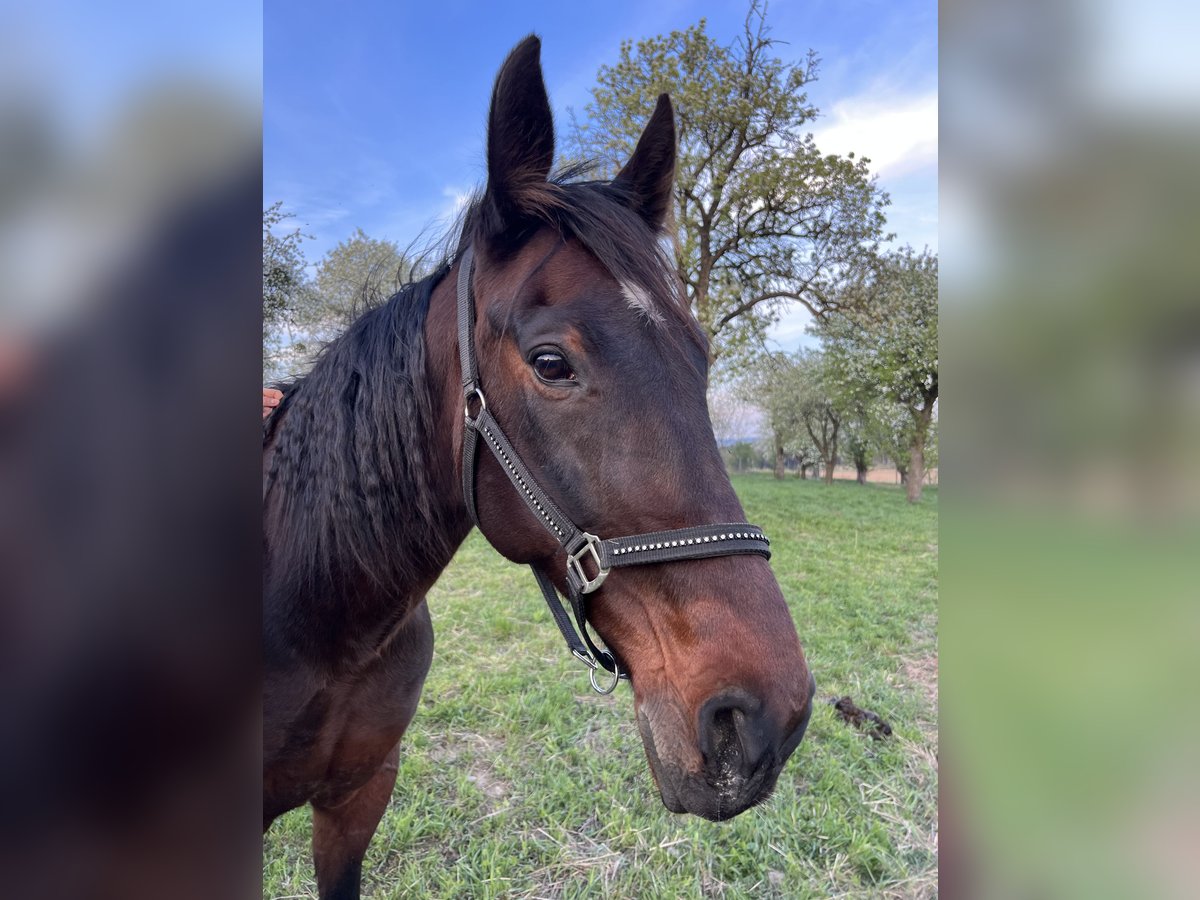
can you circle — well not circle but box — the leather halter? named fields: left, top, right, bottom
left=456, top=245, right=772, bottom=693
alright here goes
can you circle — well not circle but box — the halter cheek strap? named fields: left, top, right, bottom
left=456, top=245, right=772, bottom=693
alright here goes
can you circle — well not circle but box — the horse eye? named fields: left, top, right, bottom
left=532, top=352, right=576, bottom=383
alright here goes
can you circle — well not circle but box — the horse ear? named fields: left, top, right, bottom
left=613, top=93, right=676, bottom=232
left=482, top=35, right=555, bottom=237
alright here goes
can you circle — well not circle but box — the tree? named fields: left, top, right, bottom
left=569, top=0, right=889, bottom=363
left=791, top=436, right=821, bottom=480
left=741, top=352, right=803, bottom=479
left=826, top=361, right=929, bottom=487
left=792, top=350, right=841, bottom=485
left=867, top=401, right=937, bottom=486
left=727, top=441, right=758, bottom=472
left=740, top=349, right=839, bottom=483
left=263, top=202, right=311, bottom=327
left=841, top=411, right=874, bottom=485
left=823, top=343, right=881, bottom=486
left=307, top=229, right=410, bottom=342
left=263, top=203, right=314, bottom=378
left=817, top=247, right=938, bottom=501
left=262, top=224, right=411, bottom=380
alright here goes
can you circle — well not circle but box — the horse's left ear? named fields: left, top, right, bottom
left=482, top=35, right=555, bottom=241
left=613, top=94, right=676, bottom=232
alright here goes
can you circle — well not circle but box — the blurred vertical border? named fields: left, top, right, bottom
left=0, top=2, right=261, bottom=898
left=942, top=0, right=1200, bottom=897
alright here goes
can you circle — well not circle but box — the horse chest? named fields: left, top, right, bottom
left=264, top=600, right=433, bottom=817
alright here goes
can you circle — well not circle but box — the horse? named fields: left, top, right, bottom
left=263, top=35, right=815, bottom=900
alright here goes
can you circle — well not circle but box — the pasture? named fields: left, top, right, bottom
left=263, top=475, right=938, bottom=898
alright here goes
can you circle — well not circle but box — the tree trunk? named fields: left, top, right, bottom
left=897, top=465, right=908, bottom=485
left=822, top=420, right=839, bottom=485
left=799, top=463, right=809, bottom=480
left=855, top=462, right=868, bottom=485
left=822, top=456, right=835, bottom=485
left=820, top=417, right=840, bottom=482
left=773, top=432, right=785, bottom=480
left=906, top=402, right=934, bottom=503
left=907, top=439, right=925, bottom=502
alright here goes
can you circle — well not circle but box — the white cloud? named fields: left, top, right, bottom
left=811, top=91, right=938, bottom=179
left=441, top=184, right=473, bottom=214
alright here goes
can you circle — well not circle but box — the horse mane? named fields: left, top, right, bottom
left=264, top=265, right=453, bottom=610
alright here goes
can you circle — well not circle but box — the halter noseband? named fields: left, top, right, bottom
left=456, top=245, right=772, bottom=693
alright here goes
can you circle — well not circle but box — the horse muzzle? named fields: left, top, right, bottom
left=635, top=671, right=816, bottom=821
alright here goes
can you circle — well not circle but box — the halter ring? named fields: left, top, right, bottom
left=463, top=386, right=487, bottom=425
left=572, top=647, right=621, bottom=694
left=589, top=663, right=620, bottom=695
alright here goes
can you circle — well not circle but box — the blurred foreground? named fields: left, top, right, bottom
left=942, top=1, right=1200, bottom=897
left=0, top=4, right=261, bottom=898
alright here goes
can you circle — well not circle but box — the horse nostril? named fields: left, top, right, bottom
left=698, top=693, right=772, bottom=775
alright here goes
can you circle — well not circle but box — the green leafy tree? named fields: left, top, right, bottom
left=794, top=445, right=820, bottom=480
left=263, top=202, right=311, bottom=326
left=741, top=352, right=802, bottom=479
left=263, top=226, right=411, bottom=380
left=742, top=350, right=839, bottom=482
left=307, top=228, right=410, bottom=341
left=841, top=411, right=875, bottom=485
left=263, top=202, right=314, bottom=378
left=569, top=0, right=889, bottom=363
left=727, top=441, right=758, bottom=472
left=839, top=396, right=938, bottom=486
left=817, top=247, right=938, bottom=501
left=875, top=404, right=915, bottom=484
left=867, top=401, right=937, bottom=486
left=792, top=350, right=842, bottom=485
left=824, top=344, right=883, bottom=486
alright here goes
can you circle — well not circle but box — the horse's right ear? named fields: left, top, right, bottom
left=613, top=94, right=676, bottom=232
left=481, top=35, right=555, bottom=243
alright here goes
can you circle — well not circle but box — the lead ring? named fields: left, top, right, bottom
left=589, top=662, right=620, bottom=695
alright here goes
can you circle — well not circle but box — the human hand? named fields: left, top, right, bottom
left=263, top=388, right=283, bottom=419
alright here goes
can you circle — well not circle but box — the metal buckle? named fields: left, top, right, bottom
left=571, top=648, right=621, bottom=695
left=566, top=532, right=609, bottom=594
left=463, top=386, right=487, bottom=425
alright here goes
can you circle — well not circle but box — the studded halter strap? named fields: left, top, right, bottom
left=456, top=245, right=772, bottom=693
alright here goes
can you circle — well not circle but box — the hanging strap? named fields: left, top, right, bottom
left=458, top=246, right=483, bottom=526
left=457, top=245, right=480, bottom=393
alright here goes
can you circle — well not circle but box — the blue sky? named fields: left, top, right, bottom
left=265, top=0, right=937, bottom=350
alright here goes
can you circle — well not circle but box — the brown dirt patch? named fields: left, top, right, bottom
left=902, top=651, right=938, bottom=711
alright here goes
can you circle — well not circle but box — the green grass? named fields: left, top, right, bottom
left=264, top=475, right=938, bottom=898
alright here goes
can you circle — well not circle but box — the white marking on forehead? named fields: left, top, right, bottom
left=620, top=280, right=665, bottom=325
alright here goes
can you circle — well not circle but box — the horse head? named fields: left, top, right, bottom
left=440, top=36, right=815, bottom=821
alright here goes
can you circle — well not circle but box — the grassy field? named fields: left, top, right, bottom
left=263, top=474, right=938, bottom=898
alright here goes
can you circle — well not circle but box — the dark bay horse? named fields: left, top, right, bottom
left=263, top=36, right=814, bottom=899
